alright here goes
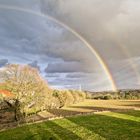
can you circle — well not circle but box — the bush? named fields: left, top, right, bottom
left=93, top=96, right=104, bottom=100
left=103, top=95, right=112, bottom=100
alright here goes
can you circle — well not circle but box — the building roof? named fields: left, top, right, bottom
left=0, top=90, right=14, bottom=97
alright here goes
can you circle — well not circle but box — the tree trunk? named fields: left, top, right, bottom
left=4, top=100, right=12, bottom=108
left=14, top=99, right=21, bottom=121
left=4, top=100, right=20, bottom=121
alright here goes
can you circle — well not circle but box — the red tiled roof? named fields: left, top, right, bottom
left=0, top=90, right=14, bottom=97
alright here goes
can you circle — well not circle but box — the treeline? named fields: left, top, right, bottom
left=49, top=89, right=86, bottom=109
left=86, top=90, right=140, bottom=100
left=0, top=64, right=86, bottom=121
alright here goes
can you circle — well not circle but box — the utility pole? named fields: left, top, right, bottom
left=79, top=84, right=82, bottom=91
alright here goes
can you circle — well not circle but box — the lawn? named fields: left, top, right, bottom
left=0, top=100, right=140, bottom=140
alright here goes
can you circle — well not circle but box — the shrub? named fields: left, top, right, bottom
left=103, top=95, right=112, bottom=100
left=93, top=96, right=104, bottom=100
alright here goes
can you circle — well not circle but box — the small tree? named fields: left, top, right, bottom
left=64, top=90, right=74, bottom=106
left=69, top=90, right=80, bottom=103
left=52, top=90, right=66, bottom=108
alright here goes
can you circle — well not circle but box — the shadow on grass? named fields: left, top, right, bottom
left=0, top=101, right=140, bottom=140
left=119, top=100, right=140, bottom=103
left=122, top=104, right=140, bottom=108
left=67, top=113, right=140, bottom=140
left=119, top=110, right=140, bottom=117
left=69, top=106, right=140, bottom=117
left=47, top=109, right=84, bottom=117
left=0, top=119, right=82, bottom=140
left=25, top=120, right=83, bottom=140
left=46, top=107, right=140, bottom=139
left=0, top=112, right=140, bottom=140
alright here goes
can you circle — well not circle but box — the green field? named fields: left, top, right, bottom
left=0, top=100, right=140, bottom=140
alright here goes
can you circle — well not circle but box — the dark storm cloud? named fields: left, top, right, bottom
left=40, top=0, right=140, bottom=59
left=40, top=0, right=140, bottom=90
left=0, top=0, right=40, bottom=10
left=0, top=6, right=98, bottom=73
left=66, top=73, right=87, bottom=79
left=28, top=60, right=40, bottom=71
left=0, top=59, right=8, bottom=67
left=46, top=61, right=94, bottom=73
left=0, top=9, right=73, bottom=62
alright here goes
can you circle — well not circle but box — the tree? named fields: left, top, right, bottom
left=52, top=90, right=66, bottom=108
left=0, top=64, right=50, bottom=121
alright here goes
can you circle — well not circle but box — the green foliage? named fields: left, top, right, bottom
left=103, top=95, right=112, bottom=100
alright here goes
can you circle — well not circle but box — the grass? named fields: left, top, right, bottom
left=0, top=100, right=140, bottom=140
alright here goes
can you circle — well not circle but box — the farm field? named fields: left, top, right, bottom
left=0, top=99, right=140, bottom=140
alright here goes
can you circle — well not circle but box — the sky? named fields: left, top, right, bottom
left=0, top=0, right=140, bottom=91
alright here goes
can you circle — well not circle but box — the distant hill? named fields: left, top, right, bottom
left=85, top=89, right=140, bottom=100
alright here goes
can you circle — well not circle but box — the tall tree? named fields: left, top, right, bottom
left=0, top=64, right=50, bottom=121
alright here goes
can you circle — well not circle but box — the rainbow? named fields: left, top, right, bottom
left=108, top=29, right=140, bottom=84
left=0, top=5, right=117, bottom=91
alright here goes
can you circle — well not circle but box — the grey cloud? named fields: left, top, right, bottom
left=0, top=0, right=41, bottom=10
left=109, top=57, right=140, bottom=89
left=0, top=59, right=8, bottom=67
left=46, top=73, right=60, bottom=78
left=0, top=0, right=105, bottom=75
left=40, top=0, right=140, bottom=60
left=47, top=72, right=112, bottom=91
left=40, top=0, right=126, bottom=60
left=0, top=6, right=97, bottom=68
left=0, top=0, right=140, bottom=91
left=46, top=61, right=93, bottom=73
left=66, top=73, right=87, bottom=79
left=28, top=60, right=40, bottom=71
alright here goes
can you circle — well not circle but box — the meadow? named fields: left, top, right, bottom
left=0, top=99, right=140, bottom=140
